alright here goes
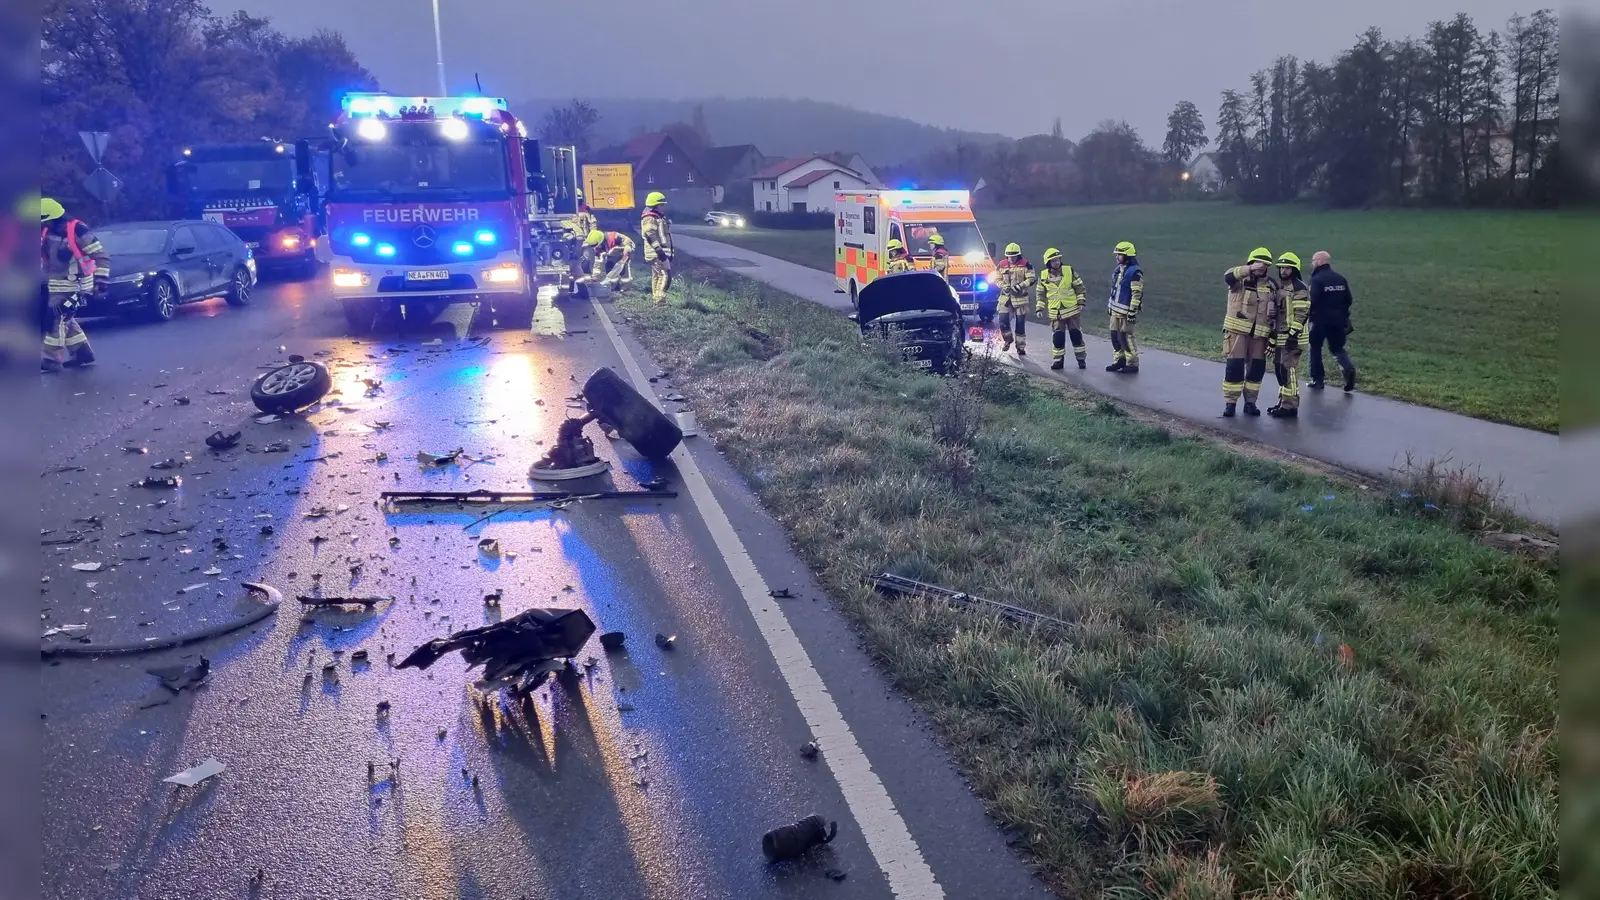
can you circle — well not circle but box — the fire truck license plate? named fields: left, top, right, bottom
left=406, top=269, right=450, bottom=281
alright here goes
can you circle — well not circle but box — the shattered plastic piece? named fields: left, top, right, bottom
left=298, top=595, right=392, bottom=608
left=616, top=701, right=635, bottom=712
left=376, top=700, right=391, bottom=713
left=174, top=396, right=191, bottom=406
left=654, top=633, right=676, bottom=651
left=143, top=657, right=211, bottom=706
left=260, top=525, right=275, bottom=536
left=397, top=607, right=596, bottom=694
left=179, top=583, right=208, bottom=594
left=71, top=562, right=103, bottom=572
left=163, top=758, right=226, bottom=787
left=262, top=441, right=290, bottom=453
left=866, top=573, right=1070, bottom=632
left=150, top=458, right=184, bottom=470
left=254, top=414, right=281, bottom=424
left=122, top=445, right=149, bottom=455
left=824, top=869, right=848, bottom=882
left=484, top=589, right=503, bottom=607
left=477, top=538, right=501, bottom=558
left=769, top=588, right=795, bottom=599
left=799, top=741, right=820, bottom=760
left=762, top=815, right=838, bottom=862
left=388, top=536, right=401, bottom=548
left=42, top=624, right=88, bottom=638
left=204, top=567, right=222, bottom=576
left=599, top=631, right=627, bottom=652
left=416, top=448, right=465, bottom=466
left=133, top=476, right=181, bottom=489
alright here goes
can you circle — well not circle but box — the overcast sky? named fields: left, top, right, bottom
left=224, top=0, right=1535, bottom=143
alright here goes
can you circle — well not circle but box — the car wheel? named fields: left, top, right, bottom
left=225, top=268, right=252, bottom=306
left=849, top=280, right=859, bottom=309
left=582, top=367, right=683, bottom=460
left=342, top=299, right=380, bottom=334
left=145, top=275, right=177, bottom=322
left=250, top=360, right=332, bottom=414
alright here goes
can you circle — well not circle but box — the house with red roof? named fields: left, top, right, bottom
left=750, top=153, right=880, bottom=214
left=590, top=131, right=716, bottom=214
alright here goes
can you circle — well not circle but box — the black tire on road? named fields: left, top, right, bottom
left=251, top=360, right=332, bottom=414
left=582, top=367, right=683, bottom=460
left=145, top=275, right=178, bottom=322
left=343, top=298, right=380, bottom=334
left=849, top=280, right=858, bottom=309
left=225, top=268, right=252, bottom=306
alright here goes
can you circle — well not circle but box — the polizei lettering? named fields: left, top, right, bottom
left=361, top=207, right=483, bottom=224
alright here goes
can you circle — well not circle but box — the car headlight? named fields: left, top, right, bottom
left=110, top=272, right=147, bottom=286
left=736, top=218, right=745, bottom=227
left=483, top=264, right=521, bottom=284
left=332, top=269, right=368, bottom=288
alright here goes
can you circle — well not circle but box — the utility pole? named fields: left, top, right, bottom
left=431, top=0, right=447, bottom=97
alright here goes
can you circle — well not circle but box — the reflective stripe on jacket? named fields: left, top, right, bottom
left=640, top=210, right=671, bottom=261
left=1035, top=265, right=1086, bottom=318
left=1223, top=265, right=1275, bottom=337
left=1107, top=261, right=1142, bottom=315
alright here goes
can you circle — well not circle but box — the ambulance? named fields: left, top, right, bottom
left=834, top=189, right=997, bottom=320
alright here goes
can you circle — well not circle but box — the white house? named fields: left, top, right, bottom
left=751, top=153, right=880, bottom=213
left=1188, top=152, right=1225, bottom=192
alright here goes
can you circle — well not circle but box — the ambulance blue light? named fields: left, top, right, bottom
left=452, top=241, right=473, bottom=255
left=351, top=233, right=372, bottom=247
left=376, top=243, right=396, bottom=257
left=976, top=280, right=989, bottom=292
left=461, top=98, right=495, bottom=116
left=348, top=97, right=375, bottom=115
left=474, top=229, right=495, bottom=244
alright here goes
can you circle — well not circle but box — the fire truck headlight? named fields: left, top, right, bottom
left=440, top=118, right=469, bottom=141
left=452, top=241, right=473, bottom=256
left=376, top=243, right=396, bottom=258
left=474, top=229, right=495, bottom=244
left=351, top=233, right=372, bottom=247
left=357, top=119, right=387, bottom=141
left=332, top=269, right=368, bottom=288
left=483, top=264, right=521, bottom=284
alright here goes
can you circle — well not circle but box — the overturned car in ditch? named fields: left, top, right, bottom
left=854, top=270, right=969, bottom=374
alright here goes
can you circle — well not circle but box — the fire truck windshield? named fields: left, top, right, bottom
left=181, top=159, right=295, bottom=195
left=330, top=137, right=509, bottom=200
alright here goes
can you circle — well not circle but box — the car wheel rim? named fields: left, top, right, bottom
left=259, top=363, right=318, bottom=395
left=157, top=284, right=173, bottom=317
left=235, top=273, right=250, bottom=301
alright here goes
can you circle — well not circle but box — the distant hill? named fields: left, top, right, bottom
left=512, top=96, right=1011, bottom=168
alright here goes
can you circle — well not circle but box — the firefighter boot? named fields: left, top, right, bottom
left=1120, top=363, right=1138, bottom=375
left=1243, top=402, right=1261, bottom=417
left=64, top=345, right=96, bottom=368
left=1105, top=360, right=1125, bottom=372
left=1078, top=358, right=1086, bottom=370
left=1269, top=405, right=1298, bottom=419
left=1050, top=359, right=1064, bottom=370
left=1223, top=402, right=1236, bottom=418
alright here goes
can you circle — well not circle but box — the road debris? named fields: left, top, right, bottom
left=762, top=815, right=838, bottom=862
left=600, top=631, right=627, bottom=652
left=865, top=573, right=1071, bottom=632
left=376, top=700, right=391, bottom=714
left=654, top=633, right=677, bottom=651
left=42, top=624, right=88, bottom=638
left=139, top=657, right=212, bottom=708
left=297, top=595, right=392, bottom=608
left=381, top=488, right=676, bottom=506
left=143, top=523, right=195, bottom=536
left=477, top=538, right=501, bottom=558
left=121, top=445, right=149, bottom=455
left=769, top=588, right=795, bottom=599
left=484, top=589, right=503, bottom=607
left=254, top=414, right=280, bottom=424
left=397, top=607, right=596, bottom=694
left=824, top=869, right=848, bottom=882
left=42, top=465, right=86, bottom=476
left=70, top=562, right=103, bottom=572
left=530, top=416, right=611, bottom=481
left=132, top=476, right=181, bottom=489
left=261, top=441, right=290, bottom=453
left=43, top=582, right=282, bottom=658
left=163, top=758, right=226, bottom=787
left=416, top=448, right=464, bottom=466
left=799, top=741, right=820, bottom=760
left=174, top=396, right=191, bottom=405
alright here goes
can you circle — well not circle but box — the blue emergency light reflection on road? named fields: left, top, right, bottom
left=351, top=233, right=372, bottom=247
left=452, top=242, right=473, bottom=256
left=474, top=230, right=495, bottom=244
left=376, top=243, right=396, bottom=257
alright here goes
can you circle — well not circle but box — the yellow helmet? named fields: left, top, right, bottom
left=40, top=197, right=66, bottom=223
left=886, top=238, right=905, bottom=253
left=1042, top=247, right=1062, bottom=264
left=1004, top=242, right=1021, bottom=256
left=644, top=191, right=667, bottom=207
left=927, top=233, right=945, bottom=246
left=584, top=229, right=606, bottom=247
left=1113, top=241, right=1136, bottom=256
left=1248, top=247, right=1273, bottom=265
left=1276, top=251, right=1301, bottom=270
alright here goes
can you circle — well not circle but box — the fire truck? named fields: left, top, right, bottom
left=168, top=140, right=329, bottom=277
left=322, top=93, right=581, bottom=333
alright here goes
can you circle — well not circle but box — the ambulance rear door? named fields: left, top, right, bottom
left=835, top=191, right=882, bottom=302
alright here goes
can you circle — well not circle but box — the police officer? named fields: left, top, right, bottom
left=1221, top=247, right=1276, bottom=417
left=39, top=197, right=107, bottom=371
left=1105, top=241, right=1142, bottom=373
left=993, top=243, right=1035, bottom=356
left=640, top=191, right=672, bottom=302
left=1267, top=251, right=1310, bottom=418
left=1308, top=250, right=1357, bottom=392
left=584, top=229, right=635, bottom=286
left=1035, top=248, right=1087, bottom=370
left=885, top=238, right=915, bottom=274
left=927, top=232, right=950, bottom=281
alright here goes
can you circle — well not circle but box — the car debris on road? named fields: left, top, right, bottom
left=163, top=758, right=226, bottom=787
left=762, top=814, right=838, bottom=862
left=397, top=607, right=596, bottom=695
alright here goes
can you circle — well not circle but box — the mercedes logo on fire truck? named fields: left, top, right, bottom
left=412, top=225, right=437, bottom=248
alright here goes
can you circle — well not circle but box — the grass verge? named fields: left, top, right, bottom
left=612, top=260, right=1559, bottom=898
left=692, top=202, right=1561, bottom=432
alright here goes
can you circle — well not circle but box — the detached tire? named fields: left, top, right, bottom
left=251, top=360, right=332, bottom=414
left=583, top=367, right=682, bottom=460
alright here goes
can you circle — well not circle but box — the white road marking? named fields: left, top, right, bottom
left=590, top=298, right=946, bottom=899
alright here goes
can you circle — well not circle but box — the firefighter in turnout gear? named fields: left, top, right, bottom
left=993, top=243, right=1035, bottom=355
left=584, top=229, right=635, bottom=286
left=1106, top=241, right=1142, bottom=373
left=1035, top=247, right=1088, bottom=370
left=640, top=192, right=673, bottom=302
left=39, top=197, right=106, bottom=371
left=927, top=232, right=950, bottom=281
left=885, top=238, right=915, bottom=274
left=1221, top=247, right=1277, bottom=417
left=1268, top=251, right=1310, bottom=418
left=562, top=196, right=598, bottom=243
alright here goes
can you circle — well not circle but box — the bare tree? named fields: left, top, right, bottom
left=538, top=99, right=601, bottom=154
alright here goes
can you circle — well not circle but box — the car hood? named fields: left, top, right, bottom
left=858, top=271, right=963, bottom=324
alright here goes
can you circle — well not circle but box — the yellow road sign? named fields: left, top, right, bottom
left=582, top=164, right=636, bottom=210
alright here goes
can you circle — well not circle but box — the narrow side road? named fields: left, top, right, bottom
left=676, top=230, right=1560, bottom=527
left=38, top=280, right=1052, bottom=900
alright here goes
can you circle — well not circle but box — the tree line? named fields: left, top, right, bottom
left=42, top=0, right=377, bottom=216
left=895, top=9, right=1559, bottom=210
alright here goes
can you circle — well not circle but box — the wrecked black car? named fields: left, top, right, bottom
left=855, top=270, right=968, bottom=374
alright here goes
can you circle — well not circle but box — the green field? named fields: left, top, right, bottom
left=615, top=263, right=1558, bottom=897
left=696, top=203, right=1561, bottom=432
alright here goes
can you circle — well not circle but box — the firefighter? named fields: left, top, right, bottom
left=1105, top=241, right=1142, bottom=373
left=885, top=238, right=915, bottom=274
left=927, top=232, right=950, bottom=280
left=584, top=229, right=635, bottom=286
left=39, top=197, right=106, bottom=371
left=562, top=195, right=598, bottom=243
left=1267, top=251, right=1310, bottom=418
left=1221, top=247, right=1277, bottom=417
left=1307, top=250, right=1357, bottom=392
left=993, top=243, right=1035, bottom=356
left=640, top=191, right=673, bottom=302
left=1034, top=247, right=1087, bottom=370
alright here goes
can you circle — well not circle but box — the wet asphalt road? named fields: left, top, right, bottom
left=38, top=278, right=1053, bottom=900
